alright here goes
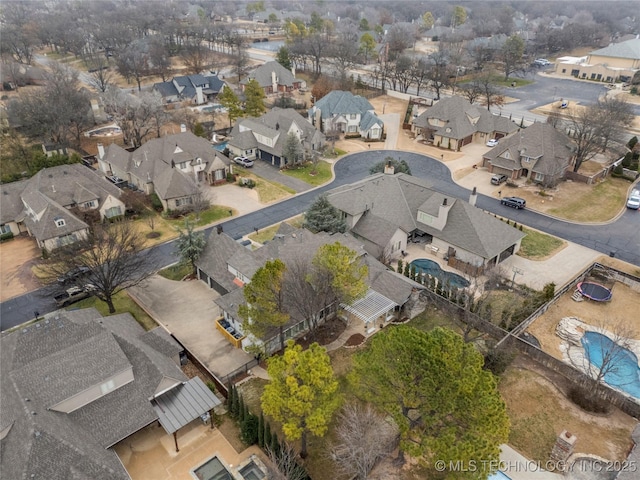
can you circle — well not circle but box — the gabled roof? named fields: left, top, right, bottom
left=360, top=110, right=384, bottom=132
left=153, top=74, right=224, bottom=100
left=0, top=179, right=29, bottom=224
left=311, top=91, right=375, bottom=119
left=241, top=61, right=297, bottom=88
left=327, top=173, right=525, bottom=260
left=590, top=38, right=640, bottom=60
left=195, top=228, right=248, bottom=293
left=413, top=96, right=519, bottom=139
left=483, top=122, right=574, bottom=175
left=0, top=308, right=189, bottom=480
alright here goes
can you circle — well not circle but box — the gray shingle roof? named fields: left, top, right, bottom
left=0, top=308, right=190, bottom=480
left=241, top=61, right=297, bottom=88
left=413, top=96, right=519, bottom=139
left=483, top=122, right=573, bottom=175
left=590, top=38, right=640, bottom=60
left=310, top=90, right=375, bottom=119
left=0, top=179, right=28, bottom=224
left=195, top=228, right=247, bottom=293
left=153, top=75, right=224, bottom=100
left=327, top=173, right=524, bottom=260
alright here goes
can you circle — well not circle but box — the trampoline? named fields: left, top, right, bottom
left=576, top=282, right=613, bottom=302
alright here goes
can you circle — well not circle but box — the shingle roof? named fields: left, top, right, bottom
left=0, top=309, right=190, bottom=480
left=327, top=173, right=525, bottom=260
left=483, top=122, right=574, bottom=175
left=310, top=91, right=376, bottom=119
left=241, top=61, right=297, bottom=88
left=153, top=75, right=224, bottom=100
left=195, top=228, right=247, bottom=293
left=590, top=38, right=640, bottom=60
left=0, top=179, right=29, bottom=224
left=413, top=96, right=519, bottom=139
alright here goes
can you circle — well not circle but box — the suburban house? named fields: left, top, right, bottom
left=153, top=74, right=225, bottom=105
left=308, top=90, right=384, bottom=140
left=325, top=172, right=526, bottom=275
left=195, top=225, right=422, bottom=352
left=227, top=107, right=325, bottom=167
left=554, top=37, right=640, bottom=83
left=0, top=308, right=221, bottom=479
left=0, top=164, right=124, bottom=250
left=411, top=95, right=519, bottom=151
left=240, top=61, right=304, bottom=95
left=97, top=131, right=230, bottom=211
left=482, top=122, right=576, bottom=186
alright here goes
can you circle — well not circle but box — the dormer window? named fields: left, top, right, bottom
left=54, top=217, right=66, bottom=227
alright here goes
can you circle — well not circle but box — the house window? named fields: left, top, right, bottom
left=54, top=217, right=66, bottom=227
left=175, top=197, right=193, bottom=207
left=179, top=162, right=187, bottom=169
left=1, top=224, right=11, bottom=234
left=347, top=125, right=357, bottom=133
left=534, top=172, right=544, bottom=182
left=83, top=201, right=95, bottom=208
left=350, top=114, right=357, bottom=119
left=562, top=69, right=566, bottom=73
left=57, top=233, right=76, bottom=247
left=105, top=206, right=122, bottom=218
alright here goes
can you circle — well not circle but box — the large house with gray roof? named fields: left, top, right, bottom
left=227, top=107, right=325, bottom=167
left=153, top=74, right=225, bottom=105
left=325, top=172, right=525, bottom=274
left=554, top=37, right=640, bottom=83
left=195, top=225, right=422, bottom=351
left=241, top=61, right=304, bottom=95
left=482, top=122, right=576, bottom=187
left=98, top=131, right=230, bottom=211
left=412, top=95, right=519, bottom=151
left=0, top=308, right=220, bottom=479
left=0, top=163, right=125, bottom=250
left=308, top=90, right=384, bottom=140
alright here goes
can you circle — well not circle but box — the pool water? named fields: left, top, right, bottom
left=193, top=456, right=233, bottom=480
left=488, top=471, right=511, bottom=480
left=213, top=141, right=228, bottom=152
left=410, top=259, right=470, bottom=289
left=581, top=331, right=640, bottom=399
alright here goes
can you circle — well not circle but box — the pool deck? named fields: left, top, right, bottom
left=114, top=420, right=266, bottom=480
left=498, top=445, right=563, bottom=480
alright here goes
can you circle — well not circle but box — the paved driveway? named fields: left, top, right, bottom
left=128, top=275, right=252, bottom=380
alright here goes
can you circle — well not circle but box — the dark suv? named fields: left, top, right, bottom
left=500, top=197, right=526, bottom=209
left=57, top=266, right=91, bottom=284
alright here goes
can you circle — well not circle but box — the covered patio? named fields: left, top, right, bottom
left=341, top=289, right=398, bottom=336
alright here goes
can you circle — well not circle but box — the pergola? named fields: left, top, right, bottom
left=151, top=377, right=222, bottom=452
left=341, top=289, right=398, bottom=325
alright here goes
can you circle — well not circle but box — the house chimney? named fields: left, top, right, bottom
left=271, top=71, right=277, bottom=93
left=469, top=186, right=477, bottom=206
left=51, top=185, right=56, bottom=193
left=97, top=143, right=105, bottom=160
left=384, top=161, right=395, bottom=175
left=291, top=66, right=296, bottom=77
left=216, top=225, right=223, bottom=234
left=432, top=197, right=452, bottom=231
left=180, top=124, right=187, bottom=133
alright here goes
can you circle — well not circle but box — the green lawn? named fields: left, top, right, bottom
left=165, top=206, right=233, bottom=229
left=323, top=148, right=347, bottom=159
left=158, top=262, right=192, bottom=281
left=72, top=290, right=157, bottom=330
left=281, top=161, right=333, bottom=186
left=517, top=227, right=565, bottom=259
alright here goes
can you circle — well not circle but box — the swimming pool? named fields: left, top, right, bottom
left=488, top=471, right=511, bottom=480
left=238, top=460, right=266, bottom=480
left=192, top=456, right=233, bottom=480
left=581, top=331, right=640, bottom=399
left=213, top=141, right=228, bottom=152
left=410, top=259, right=470, bottom=289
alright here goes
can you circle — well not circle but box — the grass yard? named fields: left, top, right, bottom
left=158, top=262, right=191, bottom=281
left=71, top=290, right=157, bottom=331
left=323, top=148, right=347, bottom=159
left=164, top=205, right=234, bottom=229
left=517, top=227, right=565, bottom=260
left=235, top=170, right=296, bottom=203
left=281, top=161, right=333, bottom=186
left=546, top=178, right=629, bottom=222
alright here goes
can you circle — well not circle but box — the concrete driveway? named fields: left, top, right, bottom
left=128, top=275, right=252, bottom=380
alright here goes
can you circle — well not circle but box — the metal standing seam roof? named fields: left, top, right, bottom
left=151, top=377, right=221, bottom=434
left=341, top=290, right=398, bottom=324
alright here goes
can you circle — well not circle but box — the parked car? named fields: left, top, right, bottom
left=54, top=284, right=96, bottom=307
left=491, top=174, right=508, bottom=185
left=501, top=196, right=526, bottom=209
left=486, top=139, right=499, bottom=147
left=108, top=175, right=126, bottom=187
left=233, top=156, right=254, bottom=168
left=534, top=58, right=551, bottom=66
left=57, top=266, right=91, bottom=284
left=627, top=190, right=640, bottom=210
left=560, top=100, right=569, bottom=109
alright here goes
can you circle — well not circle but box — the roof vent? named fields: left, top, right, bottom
left=442, top=198, right=448, bottom=206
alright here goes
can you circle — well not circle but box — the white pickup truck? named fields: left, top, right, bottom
left=54, top=285, right=96, bottom=307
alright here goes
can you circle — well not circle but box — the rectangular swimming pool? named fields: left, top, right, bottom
left=193, top=456, right=233, bottom=480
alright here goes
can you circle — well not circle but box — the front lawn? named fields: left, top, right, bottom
left=165, top=205, right=234, bottom=228
left=72, top=290, right=157, bottom=331
left=546, top=178, right=628, bottom=222
left=281, top=161, right=333, bottom=186
left=517, top=227, right=565, bottom=259
left=158, top=262, right=191, bottom=281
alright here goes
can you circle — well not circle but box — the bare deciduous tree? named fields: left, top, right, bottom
left=329, top=403, right=398, bottom=480
left=265, top=442, right=308, bottom=480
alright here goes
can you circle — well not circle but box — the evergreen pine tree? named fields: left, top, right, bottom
left=270, top=432, right=280, bottom=458
left=257, top=413, right=265, bottom=448
left=238, top=395, right=246, bottom=423
left=231, top=384, right=239, bottom=418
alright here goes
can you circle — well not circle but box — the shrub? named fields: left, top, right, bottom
left=226, top=172, right=235, bottom=182
left=483, top=347, right=516, bottom=375
left=0, top=231, right=14, bottom=242
left=568, top=386, right=611, bottom=414
left=627, top=136, right=638, bottom=150
left=150, top=193, right=163, bottom=211
left=241, top=413, right=259, bottom=445
left=240, top=178, right=256, bottom=188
